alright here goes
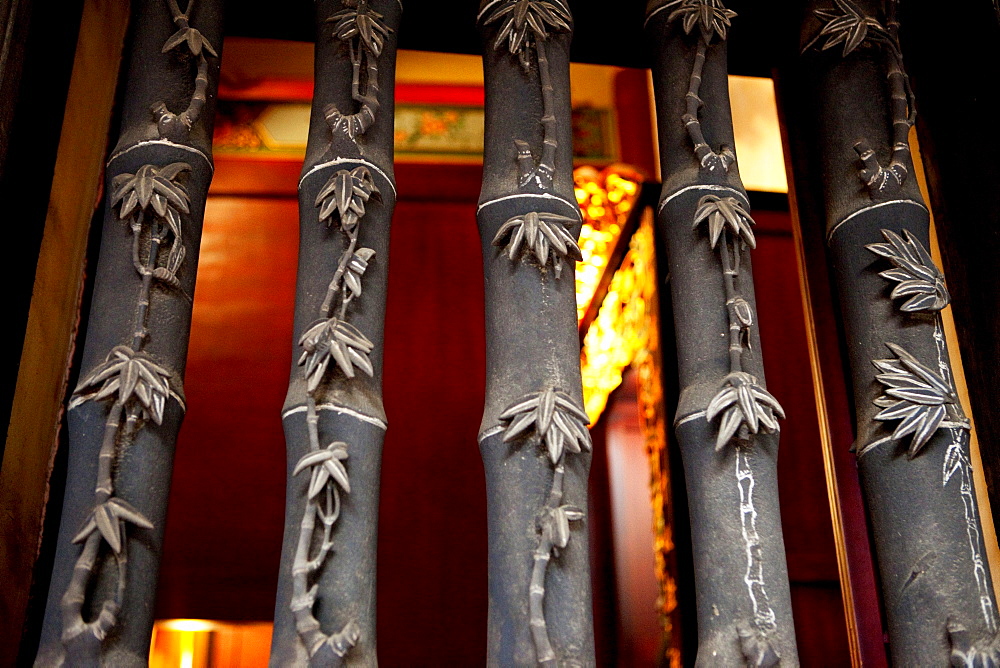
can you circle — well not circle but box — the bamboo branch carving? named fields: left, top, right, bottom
left=864, top=229, right=1000, bottom=655
left=290, top=165, right=380, bottom=665
left=783, top=0, right=997, bottom=660
left=271, top=2, right=396, bottom=662
left=34, top=1, right=222, bottom=663
left=805, top=0, right=916, bottom=197
left=153, top=0, right=217, bottom=140
left=647, top=0, right=797, bottom=661
left=695, top=196, right=785, bottom=451
left=324, top=0, right=393, bottom=141
left=482, top=0, right=581, bottom=278
left=692, top=194, right=784, bottom=668
left=61, top=163, right=191, bottom=657
left=481, top=0, right=570, bottom=191
left=497, top=388, right=592, bottom=667
left=656, top=0, right=737, bottom=172
left=478, top=1, right=593, bottom=663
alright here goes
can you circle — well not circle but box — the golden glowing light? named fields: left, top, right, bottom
left=579, top=215, right=657, bottom=424
left=573, top=165, right=642, bottom=324
left=574, top=166, right=680, bottom=663
left=149, top=620, right=272, bottom=668
left=156, top=619, right=217, bottom=633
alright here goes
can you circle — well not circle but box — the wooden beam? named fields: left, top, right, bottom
left=0, top=0, right=128, bottom=660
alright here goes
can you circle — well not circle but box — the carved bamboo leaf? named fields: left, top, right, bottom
left=295, top=442, right=352, bottom=499
left=807, top=0, right=888, bottom=56
left=70, top=346, right=176, bottom=424
left=162, top=26, right=217, bottom=57
left=658, top=0, right=737, bottom=43
left=316, top=166, right=379, bottom=229
left=299, top=317, right=375, bottom=389
left=872, top=342, right=967, bottom=457
left=71, top=499, right=154, bottom=555
left=327, top=3, right=393, bottom=56
left=482, top=0, right=571, bottom=66
left=705, top=372, right=784, bottom=451
left=867, top=229, right=950, bottom=312
left=693, top=195, right=756, bottom=250
left=492, top=211, right=582, bottom=278
left=943, top=443, right=963, bottom=485
left=112, top=163, right=192, bottom=219
left=498, top=387, right=592, bottom=464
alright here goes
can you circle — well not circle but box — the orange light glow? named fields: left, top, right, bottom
left=579, top=214, right=657, bottom=424
left=149, top=620, right=272, bottom=668
left=573, top=166, right=642, bottom=327
left=574, top=167, right=680, bottom=662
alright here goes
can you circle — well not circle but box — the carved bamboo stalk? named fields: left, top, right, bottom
left=644, top=1, right=798, bottom=664
left=781, top=0, right=1000, bottom=662
left=476, top=1, right=594, bottom=665
left=33, top=1, right=223, bottom=665
left=268, top=1, right=400, bottom=665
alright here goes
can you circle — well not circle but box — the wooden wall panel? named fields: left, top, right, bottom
left=154, top=196, right=298, bottom=619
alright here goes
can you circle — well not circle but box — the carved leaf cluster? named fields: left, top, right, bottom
left=70, top=346, right=174, bottom=424
left=867, top=228, right=950, bottom=312
left=492, top=211, right=582, bottom=278
left=873, top=342, right=966, bottom=457
left=112, top=163, right=191, bottom=229
left=694, top=195, right=756, bottom=250
left=810, top=0, right=888, bottom=56
left=299, top=317, right=375, bottom=389
left=482, top=0, right=571, bottom=67
left=706, top=372, right=785, bottom=451
left=660, top=0, right=736, bottom=43
left=499, top=387, right=592, bottom=464
left=112, top=162, right=192, bottom=282
left=162, top=25, right=217, bottom=57
left=541, top=504, right=585, bottom=553
left=72, top=498, right=153, bottom=555
left=294, top=441, right=351, bottom=499
left=327, top=0, right=394, bottom=56
left=316, top=166, right=379, bottom=230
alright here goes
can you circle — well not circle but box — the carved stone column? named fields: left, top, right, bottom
left=476, top=1, right=595, bottom=665
left=268, top=1, right=399, bottom=666
left=644, top=1, right=799, bottom=664
left=780, top=0, right=1000, bottom=662
left=33, top=1, right=223, bottom=665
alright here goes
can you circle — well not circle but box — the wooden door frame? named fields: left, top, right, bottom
left=0, top=1, right=129, bottom=661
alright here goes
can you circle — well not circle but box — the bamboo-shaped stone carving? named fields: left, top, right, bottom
left=33, top=1, right=223, bottom=665
left=781, top=0, right=1000, bottom=662
left=268, top=1, right=399, bottom=666
left=477, top=1, right=594, bottom=665
left=645, top=1, right=798, bottom=664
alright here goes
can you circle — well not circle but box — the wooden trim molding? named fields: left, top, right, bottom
left=0, top=0, right=129, bottom=660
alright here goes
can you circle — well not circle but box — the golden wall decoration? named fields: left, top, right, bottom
left=574, top=166, right=681, bottom=666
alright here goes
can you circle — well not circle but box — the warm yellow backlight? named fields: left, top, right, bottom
left=150, top=620, right=272, bottom=668
left=573, top=165, right=643, bottom=326
left=728, top=75, right=788, bottom=193
left=572, top=165, right=660, bottom=425
left=155, top=619, right=217, bottom=633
